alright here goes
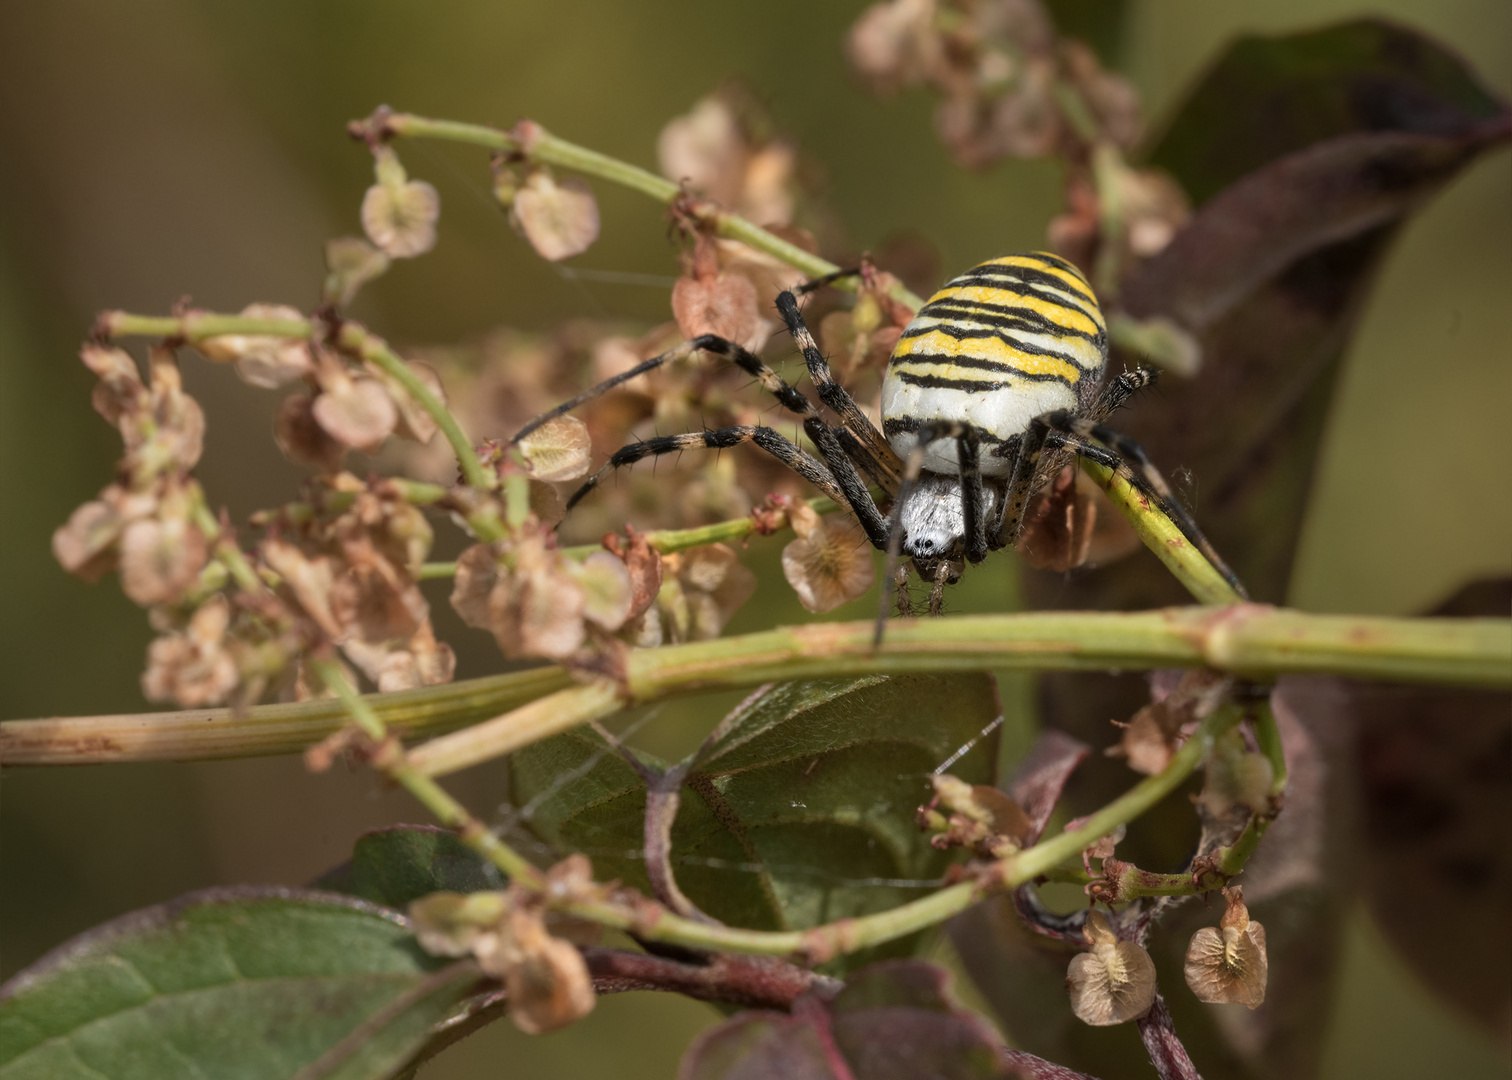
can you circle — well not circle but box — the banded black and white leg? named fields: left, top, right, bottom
left=996, top=408, right=1247, bottom=597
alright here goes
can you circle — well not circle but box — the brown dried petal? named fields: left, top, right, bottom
left=365, top=358, right=444, bottom=444
left=274, top=392, right=347, bottom=472
left=1110, top=697, right=1186, bottom=775
left=208, top=304, right=314, bottom=389
left=324, top=235, right=391, bottom=307
left=81, top=344, right=144, bottom=425
left=119, top=515, right=209, bottom=607
left=262, top=538, right=342, bottom=639
left=362, top=178, right=440, bottom=259
left=312, top=376, right=398, bottom=451
left=676, top=543, right=757, bottom=640
left=517, top=414, right=592, bottom=482
left=671, top=271, right=764, bottom=353
left=781, top=514, right=875, bottom=613
left=846, top=0, right=941, bottom=95
left=53, top=495, right=126, bottom=581
left=619, top=531, right=663, bottom=621
left=1067, top=911, right=1157, bottom=1026
left=512, top=169, right=600, bottom=262
left=330, top=562, right=426, bottom=644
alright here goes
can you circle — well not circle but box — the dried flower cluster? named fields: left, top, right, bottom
left=410, top=856, right=605, bottom=1034
left=921, top=773, right=1033, bottom=857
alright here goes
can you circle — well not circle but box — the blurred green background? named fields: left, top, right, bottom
left=0, top=1, right=1507, bottom=1077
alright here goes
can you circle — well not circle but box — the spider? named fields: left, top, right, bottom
left=515, top=252, right=1245, bottom=616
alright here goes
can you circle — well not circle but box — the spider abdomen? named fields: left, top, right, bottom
left=880, top=252, right=1107, bottom=476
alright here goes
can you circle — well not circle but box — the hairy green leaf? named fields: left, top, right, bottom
left=0, top=887, right=478, bottom=1080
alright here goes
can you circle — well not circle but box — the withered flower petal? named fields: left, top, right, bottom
left=517, top=414, right=593, bottom=482
left=781, top=513, right=875, bottom=613
left=362, top=177, right=440, bottom=259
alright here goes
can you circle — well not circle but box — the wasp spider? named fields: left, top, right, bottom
left=517, top=252, right=1244, bottom=614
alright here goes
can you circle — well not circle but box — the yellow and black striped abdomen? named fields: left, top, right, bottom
left=880, top=252, right=1107, bottom=477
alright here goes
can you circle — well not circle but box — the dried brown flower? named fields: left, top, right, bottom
left=197, top=303, right=313, bottom=389
left=671, top=236, right=766, bottom=353
left=118, top=505, right=209, bottom=607
left=141, top=594, right=240, bottom=707
left=311, top=356, right=398, bottom=452
left=517, top=415, right=593, bottom=483
left=1184, top=887, right=1268, bottom=1009
left=1066, top=910, right=1157, bottom=1026
left=846, top=0, right=942, bottom=96
left=781, top=506, right=876, bottom=613
left=512, top=167, right=600, bottom=262
left=323, top=236, right=391, bottom=307
left=361, top=150, right=440, bottom=259
left=274, top=392, right=347, bottom=472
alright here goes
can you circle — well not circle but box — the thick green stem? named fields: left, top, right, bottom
left=0, top=667, right=573, bottom=765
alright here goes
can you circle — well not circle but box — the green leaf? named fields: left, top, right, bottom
left=508, top=674, right=1000, bottom=966
left=0, top=887, right=479, bottom=1080
left=312, top=825, right=503, bottom=908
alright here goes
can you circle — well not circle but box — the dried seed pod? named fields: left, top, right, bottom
left=197, top=303, right=313, bottom=388
left=512, top=167, right=600, bottom=262
left=517, top=414, right=593, bottom=482
left=1066, top=910, right=1157, bottom=1026
left=781, top=510, right=875, bottom=613
left=323, top=236, right=390, bottom=307
left=1184, top=886, right=1268, bottom=1009
left=361, top=150, right=440, bottom=259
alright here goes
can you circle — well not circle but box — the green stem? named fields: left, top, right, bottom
left=1079, top=458, right=1244, bottom=606
left=310, top=658, right=545, bottom=887
left=189, top=492, right=265, bottom=595
left=0, top=667, right=573, bottom=765
left=101, top=311, right=313, bottom=340
left=404, top=606, right=1509, bottom=778
left=334, top=322, right=495, bottom=495
left=1005, top=704, right=1241, bottom=883
left=1250, top=697, right=1288, bottom=796
left=559, top=496, right=838, bottom=561
left=374, top=111, right=927, bottom=311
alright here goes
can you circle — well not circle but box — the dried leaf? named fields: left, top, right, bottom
left=274, top=392, right=346, bottom=472
left=512, top=168, right=600, bottom=261
left=312, top=371, right=398, bottom=451
left=118, top=514, right=209, bottom=607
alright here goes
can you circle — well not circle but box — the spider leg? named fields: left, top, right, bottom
left=565, top=425, right=845, bottom=512
left=1048, top=418, right=1248, bottom=599
left=958, top=426, right=988, bottom=564
left=774, top=290, right=902, bottom=492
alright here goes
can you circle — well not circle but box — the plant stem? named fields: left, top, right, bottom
left=559, top=496, right=839, bottom=562
left=372, top=110, right=928, bottom=311
left=333, top=322, right=495, bottom=494
left=8, top=607, right=1506, bottom=768
left=100, top=311, right=313, bottom=340
left=0, top=667, right=573, bottom=765
left=1003, top=704, right=1240, bottom=883
left=1079, top=459, right=1244, bottom=606
left=310, top=659, right=545, bottom=888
